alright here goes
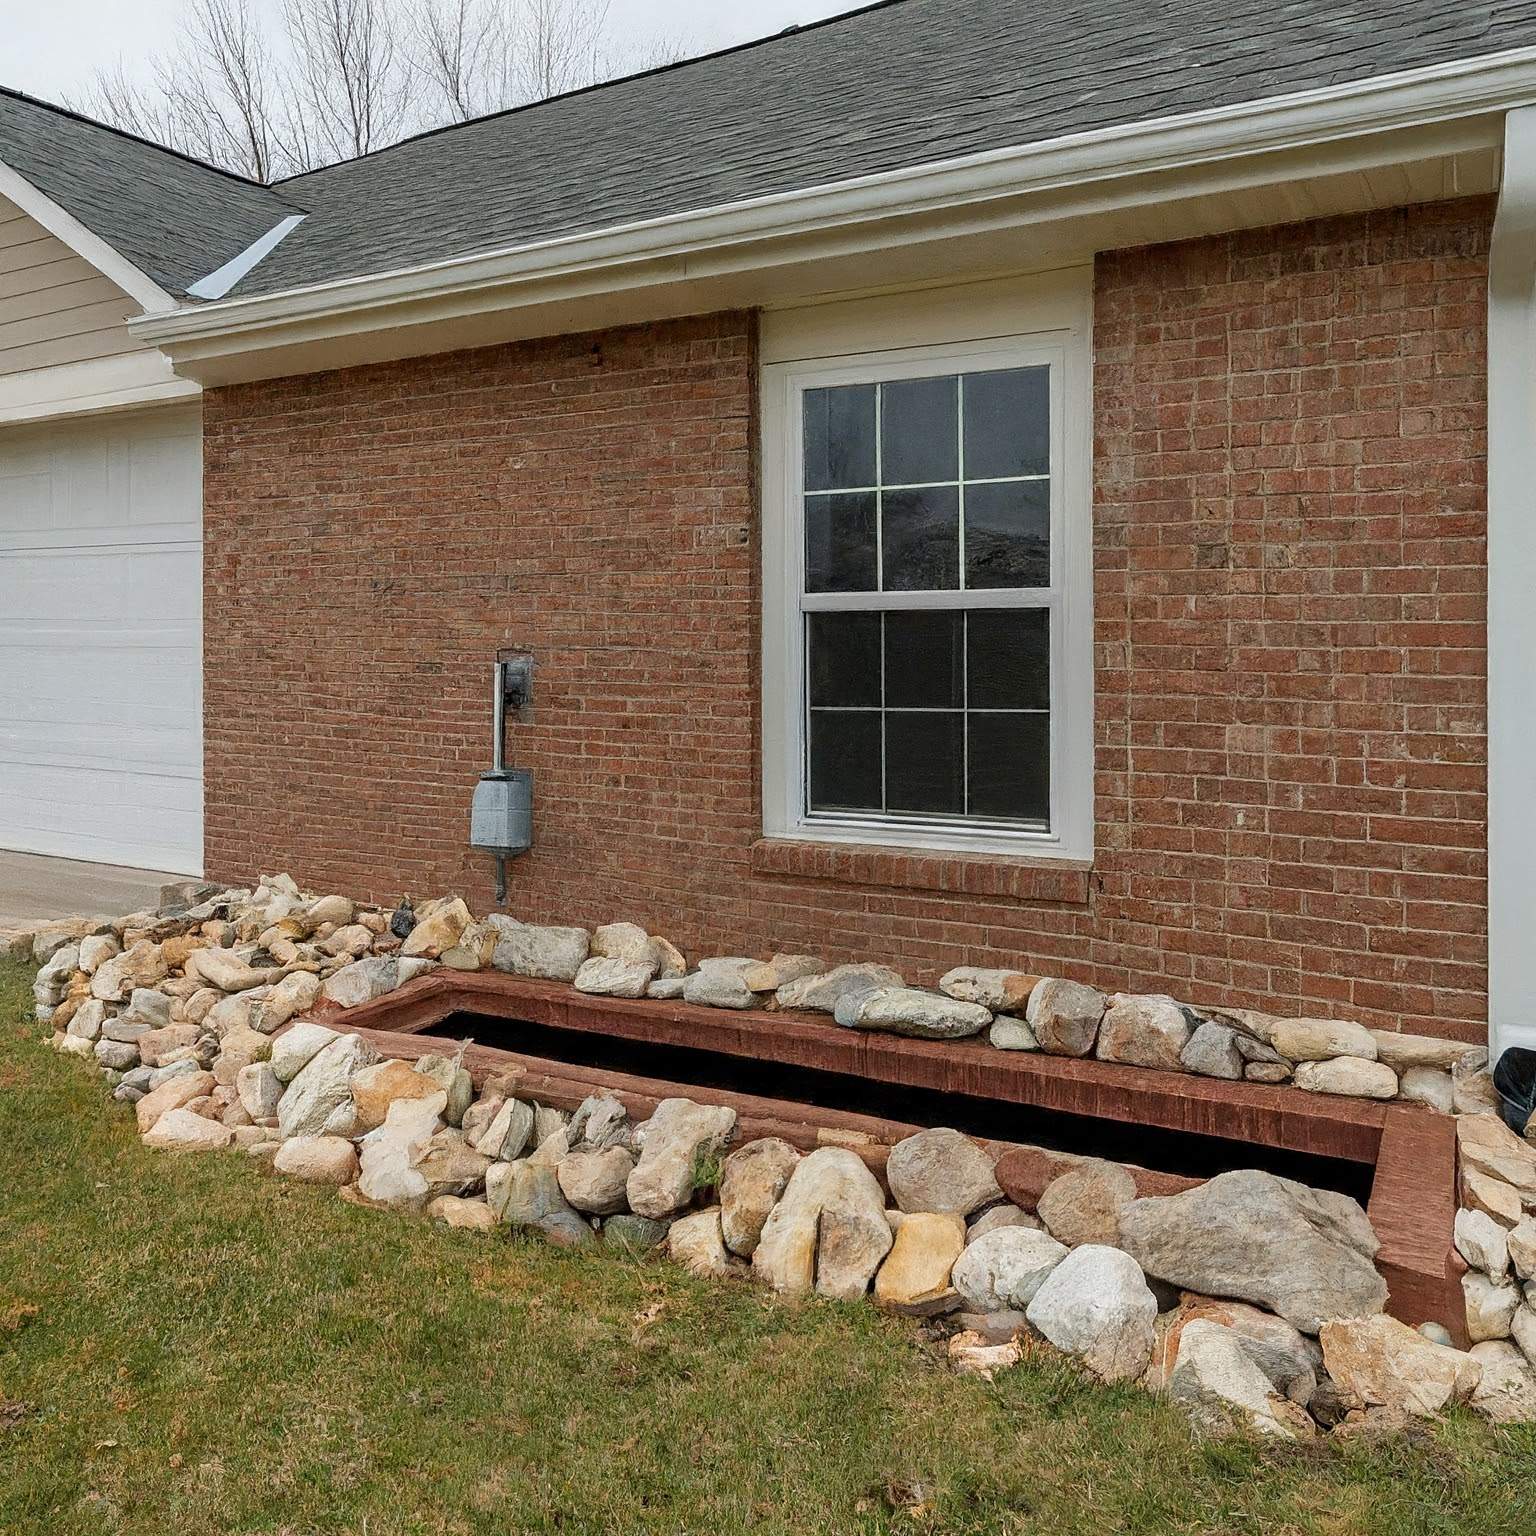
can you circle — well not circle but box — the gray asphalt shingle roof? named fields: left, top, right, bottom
left=0, top=88, right=298, bottom=297
left=5, top=0, right=1536, bottom=305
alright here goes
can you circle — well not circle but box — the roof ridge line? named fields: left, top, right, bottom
left=271, top=0, right=906, bottom=187
left=0, top=81, right=297, bottom=197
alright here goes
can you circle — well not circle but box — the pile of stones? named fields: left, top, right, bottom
left=10, top=875, right=1534, bottom=1439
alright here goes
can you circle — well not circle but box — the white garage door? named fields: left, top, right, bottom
left=0, top=405, right=202, bottom=874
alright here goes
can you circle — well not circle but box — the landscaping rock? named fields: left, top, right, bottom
left=1179, top=1022, right=1245, bottom=1080
left=91, top=941, right=168, bottom=1001
left=624, top=1098, right=735, bottom=1219
left=135, top=1070, right=216, bottom=1133
left=427, top=1195, right=498, bottom=1231
left=1458, top=1113, right=1536, bottom=1198
left=350, top=1060, right=444, bottom=1133
left=236, top=1062, right=282, bottom=1120
left=739, top=954, right=823, bottom=993
left=1169, top=1320, right=1316, bottom=1439
left=274, top=1135, right=359, bottom=1186
left=1319, top=1314, right=1481, bottom=1417
left=574, top=956, right=655, bottom=999
left=873, top=1212, right=965, bottom=1314
left=1453, top=1051, right=1501, bottom=1115
left=1117, top=1169, right=1385, bottom=1333
left=415, top=1129, right=492, bottom=1201
left=1455, top=1208, right=1511, bottom=1280
left=415, top=1052, right=474, bottom=1126
left=1464, top=1273, right=1521, bottom=1342
left=948, top=1331, right=1022, bottom=1379
left=835, top=986, right=991, bottom=1040
left=566, top=1092, right=631, bottom=1151
left=270, top=1021, right=338, bottom=1083
left=142, top=1107, right=234, bottom=1152
left=668, top=1207, right=730, bottom=1276
left=558, top=1146, right=635, bottom=1215
left=247, top=971, right=321, bottom=1034
left=1024, top=978, right=1105, bottom=1057
left=774, top=962, right=903, bottom=1014
left=1370, top=1030, right=1475, bottom=1072
left=1292, top=1058, right=1398, bottom=1099
left=94, top=1039, right=139, bottom=1071
left=1508, top=1216, right=1536, bottom=1280
left=967, top=1204, right=1040, bottom=1240
left=473, top=1097, right=535, bottom=1161
left=720, top=1137, right=801, bottom=1257
left=886, top=1128, right=1001, bottom=1216
left=1036, top=1162, right=1136, bottom=1248
left=753, top=1147, right=893, bottom=1299
left=1222, top=1010, right=1378, bottom=1062
left=277, top=1033, right=378, bottom=1138
left=591, top=922, right=652, bottom=963
left=1150, top=1295, right=1318, bottom=1403
left=66, top=999, right=107, bottom=1042
left=951, top=1227, right=1068, bottom=1312
left=1096, top=994, right=1195, bottom=1072
left=1516, top=1305, right=1536, bottom=1366
left=1398, top=1067, right=1454, bottom=1114
left=1025, top=1244, right=1158, bottom=1383
left=137, top=1024, right=202, bottom=1068
left=1469, top=1340, right=1536, bottom=1423
left=682, top=958, right=757, bottom=1010
left=400, top=896, right=472, bottom=959
left=358, top=1094, right=446, bottom=1210
left=77, top=933, right=120, bottom=974
left=603, top=1214, right=670, bottom=1255
left=939, top=967, right=1040, bottom=1013
left=987, top=1017, right=1039, bottom=1051
left=186, top=947, right=282, bottom=994
left=320, top=956, right=400, bottom=1009
left=486, top=916, right=591, bottom=981
left=487, top=1158, right=588, bottom=1245
left=211, top=1025, right=271, bottom=1085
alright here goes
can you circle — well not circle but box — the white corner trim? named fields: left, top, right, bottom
left=133, top=43, right=1536, bottom=355
left=1487, top=106, right=1536, bottom=1064
left=186, top=214, right=305, bottom=300
left=0, top=156, right=176, bottom=315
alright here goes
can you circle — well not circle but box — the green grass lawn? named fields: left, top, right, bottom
left=1, top=956, right=1533, bottom=1535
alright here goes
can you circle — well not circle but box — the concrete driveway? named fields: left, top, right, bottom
left=0, top=849, right=186, bottom=926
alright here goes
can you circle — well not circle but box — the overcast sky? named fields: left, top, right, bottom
left=4, top=0, right=855, bottom=104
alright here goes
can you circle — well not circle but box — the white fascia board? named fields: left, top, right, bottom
left=1487, top=105, right=1536, bottom=1063
left=133, top=44, right=1536, bottom=355
left=186, top=213, right=305, bottom=299
left=0, top=156, right=177, bottom=315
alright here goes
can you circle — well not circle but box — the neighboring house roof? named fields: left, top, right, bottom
left=5, top=0, right=1536, bottom=306
left=0, top=88, right=297, bottom=298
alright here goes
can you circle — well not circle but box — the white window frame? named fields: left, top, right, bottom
left=762, top=324, right=1093, bottom=861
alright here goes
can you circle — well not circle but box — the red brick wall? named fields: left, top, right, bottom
left=203, top=197, right=1491, bottom=1039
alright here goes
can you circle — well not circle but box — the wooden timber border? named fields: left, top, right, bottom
left=312, top=970, right=1464, bottom=1339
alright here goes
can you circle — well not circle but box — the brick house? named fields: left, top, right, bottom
left=4, top=0, right=1536, bottom=1055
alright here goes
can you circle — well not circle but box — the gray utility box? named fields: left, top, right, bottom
left=470, top=768, right=533, bottom=857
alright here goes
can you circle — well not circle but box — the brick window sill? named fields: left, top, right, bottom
left=749, top=838, right=1093, bottom=903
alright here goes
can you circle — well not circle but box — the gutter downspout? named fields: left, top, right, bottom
left=1487, top=105, right=1536, bottom=1062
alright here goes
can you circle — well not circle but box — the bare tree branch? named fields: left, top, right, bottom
left=70, top=0, right=694, bottom=176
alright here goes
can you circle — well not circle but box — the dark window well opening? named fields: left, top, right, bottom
left=432, top=1012, right=1376, bottom=1206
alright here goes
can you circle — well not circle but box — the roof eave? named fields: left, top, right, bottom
left=131, top=43, right=1536, bottom=370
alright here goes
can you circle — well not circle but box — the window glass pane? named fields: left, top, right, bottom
left=963, top=366, right=1049, bottom=479
left=808, top=711, right=882, bottom=813
left=881, top=375, right=958, bottom=485
left=882, top=484, right=958, bottom=591
left=968, top=609, right=1049, bottom=711
left=803, top=384, right=876, bottom=491
left=884, top=612, right=962, bottom=710
left=885, top=711, right=964, bottom=816
left=968, top=712, right=1049, bottom=822
left=965, top=480, right=1050, bottom=589
left=807, top=612, right=881, bottom=708
left=805, top=492, right=877, bottom=592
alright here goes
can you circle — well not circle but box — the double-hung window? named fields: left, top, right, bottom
left=763, top=330, right=1091, bottom=860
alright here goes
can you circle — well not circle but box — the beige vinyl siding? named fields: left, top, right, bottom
left=0, top=195, right=139, bottom=375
